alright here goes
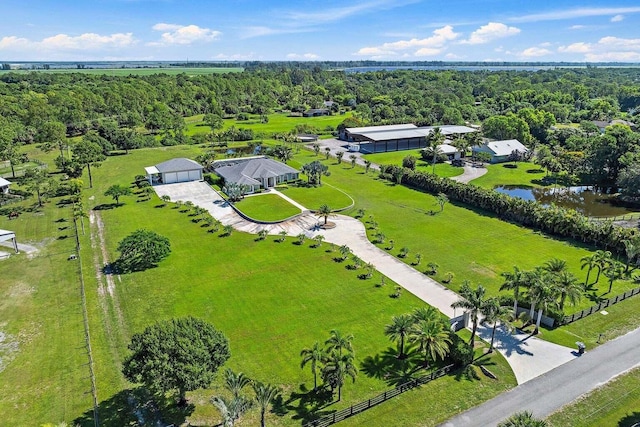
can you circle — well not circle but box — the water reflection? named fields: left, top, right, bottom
left=494, top=185, right=640, bottom=217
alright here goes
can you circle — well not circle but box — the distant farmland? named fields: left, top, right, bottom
left=0, top=67, right=243, bottom=76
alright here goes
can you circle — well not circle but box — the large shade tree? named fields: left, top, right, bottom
left=123, top=317, right=230, bottom=404
left=72, top=138, right=106, bottom=188
left=116, top=229, right=171, bottom=271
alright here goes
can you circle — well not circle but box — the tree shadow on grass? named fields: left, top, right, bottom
left=619, top=411, right=640, bottom=427
left=74, top=388, right=195, bottom=427
left=93, top=203, right=119, bottom=211
left=283, top=384, right=336, bottom=424
left=361, top=347, right=424, bottom=387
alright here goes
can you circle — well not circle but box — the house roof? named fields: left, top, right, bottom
left=356, top=128, right=432, bottom=142
left=481, top=140, right=528, bottom=157
left=153, top=158, right=203, bottom=173
left=438, top=144, right=459, bottom=155
left=431, top=125, right=478, bottom=135
left=346, top=124, right=417, bottom=134
left=0, top=177, right=11, bottom=187
left=215, top=157, right=298, bottom=186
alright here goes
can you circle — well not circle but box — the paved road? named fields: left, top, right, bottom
left=440, top=326, right=640, bottom=426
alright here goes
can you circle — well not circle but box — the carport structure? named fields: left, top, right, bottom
left=145, top=158, right=203, bottom=185
left=0, top=229, right=19, bottom=253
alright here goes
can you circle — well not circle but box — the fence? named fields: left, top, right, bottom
left=561, top=286, right=640, bottom=325
left=302, top=364, right=456, bottom=427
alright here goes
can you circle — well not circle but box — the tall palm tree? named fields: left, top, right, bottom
left=451, top=281, right=488, bottom=350
left=533, top=283, right=558, bottom=334
left=500, top=266, right=528, bottom=318
left=325, top=329, right=354, bottom=357
left=526, top=268, right=549, bottom=321
left=316, top=204, right=333, bottom=225
left=543, top=258, right=567, bottom=275
left=212, top=395, right=253, bottom=427
left=555, top=271, right=582, bottom=310
left=593, top=250, right=613, bottom=283
left=224, top=368, right=252, bottom=398
left=426, top=127, right=446, bottom=173
left=300, top=342, right=325, bottom=390
left=252, top=381, right=280, bottom=427
left=481, top=297, right=510, bottom=352
left=410, top=318, right=452, bottom=367
left=384, top=314, right=414, bottom=359
left=322, top=351, right=357, bottom=402
left=580, top=253, right=598, bottom=286
left=604, top=261, right=625, bottom=294
left=411, top=305, right=441, bottom=323
left=623, top=236, right=640, bottom=273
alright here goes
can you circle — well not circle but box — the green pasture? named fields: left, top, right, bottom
left=470, top=161, right=547, bottom=188
left=546, top=366, right=640, bottom=427
left=234, top=193, right=301, bottom=221
left=278, top=182, right=353, bottom=211
left=362, top=150, right=464, bottom=178
left=0, top=67, right=243, bottom=76
left=185, top=112, right=352, bottom=137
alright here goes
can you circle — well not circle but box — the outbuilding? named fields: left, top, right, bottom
left=145, top=158, right=204, bottom=185
left=0, top=177, right=11, bottom=194
left=472, top=139, right=528, bottom=163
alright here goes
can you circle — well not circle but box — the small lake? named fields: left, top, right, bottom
left=494, top=185, right=640, bottom=217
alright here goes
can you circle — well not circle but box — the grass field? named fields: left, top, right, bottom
left=362, top=149, right=464, bottom=178
left=0, top=67, right=243, bottom=76
left=234, top=193, right=301, bottom=221
left=185, top=112, right=352, bottom=138
left=278, top=182, right=353, bottom=211
left=546, top=366, right=640, bottom=426
left=470, top=161, right=548, bottom=188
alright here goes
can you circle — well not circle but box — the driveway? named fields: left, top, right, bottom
left=154, top=181, right=576, bottom=385
left=451, top=163, right=488, bottom=183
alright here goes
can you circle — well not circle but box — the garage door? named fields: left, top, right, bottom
left=164, top=172, right=178, bottom=184
left=188, top=170, right=201, bottom=181
left=176, top=171, right=190, bottom=182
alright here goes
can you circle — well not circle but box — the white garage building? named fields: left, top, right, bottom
left=145, top=158, right=204, bottom=185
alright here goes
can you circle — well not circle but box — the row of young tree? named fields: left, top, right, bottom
left=379, top=164, right=636, bottom=256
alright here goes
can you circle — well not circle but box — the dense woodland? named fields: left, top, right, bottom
left=1, top=66, right=640, bottom=192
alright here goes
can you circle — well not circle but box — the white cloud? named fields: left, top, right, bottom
left=461, top=22, right=520, bottom=45
left=149, top=23, right=220, bottom=46
left=510, top=7, right=640, bottom=23
left=286, top=53, right=320, bottom=59
left=284, top=0, right=419, bottom=24
left=355, top=25, right=459, bottom=57
left=520, top=47, right=552, bottom=57
left=558, top=42, right=592, bottom=53
left=0, top=32, right=135, bottom=51
left=611, top=14, right=625, bottom=22
left=539, top=42, right=551, bottom=47
left=586, top=51, right=640, bottom=61
left=569, top=25, right=586, bottom=30
left=558, top=36, right=640, bottom=61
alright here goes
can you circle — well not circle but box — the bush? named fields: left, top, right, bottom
left=447, top=333, right=473, bottom=366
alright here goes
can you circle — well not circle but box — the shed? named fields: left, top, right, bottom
left=145, top=158, right=203, bottom=185
left=0, top=177, right=10, bottom=194
left=472, top=139, right=528, bottom=163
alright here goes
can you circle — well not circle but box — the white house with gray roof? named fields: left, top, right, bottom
left=213, top=156, right=299, bottom=194
left=472, top=139, right=528, bottom=163
left=145, top=158, right=203, bottom=185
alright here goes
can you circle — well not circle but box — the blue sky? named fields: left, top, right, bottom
left=1, top=0, right=640, bottom=62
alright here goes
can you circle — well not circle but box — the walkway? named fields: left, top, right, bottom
left=450, top=163, right=487, bottom=183
left=441, top=326, right=640, bottom=426
left=154, top=181, right=575, bottom=385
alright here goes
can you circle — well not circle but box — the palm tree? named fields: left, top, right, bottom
left=252, top=381, right=280, bottom=427
left=364, top=159, right=372, bottom=174
left=436, top=192, right=449, bottom=212
left=384, top=314, right=414, bottom=359
left=278, top=230, right=287, bottom=242
left=580, top=253, right=598, bottom=286
left=411, top=306, right=441, bottom=323
left=316, top=204, right=333, bottom=225
left=325, top=329, right=354, bottom=357
left=300, top=342, right=325, bottom=390
left=604, top=261, right=625, bottom=294
left=500, top=266, right=528, bottom=318
left=543, top=258, right=567, bottom=275
left=533, top=283, right=558, bottom=334
left=526, top=268, right=549, bottom=321
left=623, top=236, right=640, bottom=273
left=211, top=395, right=253, bottom=427
left=322, top=351, right=357, bottom=402
left=555, top=271, right=582, bottom=310
left=410, top=317, right=451, bottom=367
left=339, top=244, right=351, bottom=261
left=451, top=281, right=487, bottom=350
left=497, top=411, right=548, bottom=427
left=349, top=154, right=357, bottom=168
left=336, top=151, right=344, bottom=164
left=313, top=234, right=325, bottom=248
left=593, top=250, right=613, bottom=283
left=224, top=368, right=252, bottom=398
left=481, top=297, right=510, bottom=352
left=426, top=127, right=445, bottom=173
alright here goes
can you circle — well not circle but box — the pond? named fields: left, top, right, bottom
left=494, top=185, right=640, bottom=217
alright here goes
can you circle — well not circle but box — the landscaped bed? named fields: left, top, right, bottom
left=233, top=193, right=301, bottom=221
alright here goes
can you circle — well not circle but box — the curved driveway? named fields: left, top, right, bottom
left=154, top=181, right=575, bottom=386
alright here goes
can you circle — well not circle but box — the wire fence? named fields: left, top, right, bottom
left=302, top=364, right=456, bottom=427
left=561, top=286, right=640, bottom=325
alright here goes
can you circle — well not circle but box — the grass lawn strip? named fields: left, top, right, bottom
left=470, top=161, right=548, bottom=189
left=546, top=366, right=640, bottom=426
left=278, top=181, right=353, bottom=211
left=234, top=193, right=301, bottom=222
left=362, top=149, right=464, bottom=178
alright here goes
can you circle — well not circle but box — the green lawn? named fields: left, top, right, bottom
left=234, top=193, right=301, bottom=221
left=470, top=161, right=547, bottom=189
left=546, top=367, right=640, bottom=427
left=362, top=149, right=464, bottom=178
left=185, top=112, right=352, bottom=137
left=279, top=181, right=354, bottom=211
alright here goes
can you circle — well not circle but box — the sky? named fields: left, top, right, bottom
left=1, top=0, right=640, bottom=62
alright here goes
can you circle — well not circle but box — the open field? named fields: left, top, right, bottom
left=546, top=366, right=640, bottom=426
left=362, top=150, right=464, bottom=178
left=234, top=193, right=301, bottom=221
left=278, top=182, right=353, bottom=211
left=470, top=161, right=547, bottom=188
left=0, top=67, right=243, bottom=76
left=185, top=112, right=353, bottom=137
